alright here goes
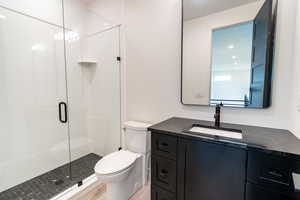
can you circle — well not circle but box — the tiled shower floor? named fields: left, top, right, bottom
left=0, top=153, right=102, bottom=200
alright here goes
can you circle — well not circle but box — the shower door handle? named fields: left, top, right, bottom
left=58, top=102, right=68, bottom=123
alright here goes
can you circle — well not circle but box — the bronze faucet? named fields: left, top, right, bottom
left=214, top=103, right=223, bottom=127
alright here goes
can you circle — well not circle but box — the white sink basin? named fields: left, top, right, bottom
left=188, top=126, right=243, bottom=140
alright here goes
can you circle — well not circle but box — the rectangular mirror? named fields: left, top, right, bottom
left=181, top=0, right=276, bottom=108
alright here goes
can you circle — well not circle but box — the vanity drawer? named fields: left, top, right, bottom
left=246, top=183, right=293, bottom=200
left=152, top=156, right=177, bottom=192
left=152, top=133, right=177, bottom=160
left=151, top=185, right=176, bottom=200
left=247, top=151, right=293, bottom=192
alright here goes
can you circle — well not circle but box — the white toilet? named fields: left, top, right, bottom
left=94, top=121, right=152, bottom=200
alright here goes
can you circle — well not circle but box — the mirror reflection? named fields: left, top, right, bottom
left=182, top=0, right=276, bottom=108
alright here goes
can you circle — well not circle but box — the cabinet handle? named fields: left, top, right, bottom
left=259, top=176, right=289, bottom=186
left=159, top=142, right=169, bottom=147
left=159, top=169, right=168, bottom=179
left=268, top=170, right=283, bottom=178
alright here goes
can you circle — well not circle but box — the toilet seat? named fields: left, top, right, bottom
left=95, top=150, right=140, bottom=176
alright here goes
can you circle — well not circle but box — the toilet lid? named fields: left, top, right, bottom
left=95, top=150, right=140, bottom=175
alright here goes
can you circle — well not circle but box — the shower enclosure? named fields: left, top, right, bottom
left=0, top=0, right=121, bottom=199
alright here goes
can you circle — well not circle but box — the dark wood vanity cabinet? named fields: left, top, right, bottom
left=247, top=151, right=294, bottom=193
left=151, top=132, right=300, bottom=200
left=151, top=132, right=246, bottom=200
left=177, top=138, right=246, bottom=200
left=152, top=155, right=177, bottom=193
left=246, top=150, right=300, bottom=200
left=151, top=185, right=176, bottom=200
left=246, top=183, right=293, bottom=200
left=151, top=133, right=178, bottom=200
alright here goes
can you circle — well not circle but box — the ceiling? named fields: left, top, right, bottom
left=183, top=0, right=260, bottom=21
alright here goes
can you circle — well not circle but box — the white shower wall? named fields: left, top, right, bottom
left=0, top=0, right=63, bottom=26
left=0, top=3, right=68, bottom=192
left=64, top=0, right=122, bottom=160
left=65, top=28, right=122, bottom=160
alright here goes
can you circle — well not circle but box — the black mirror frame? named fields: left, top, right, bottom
left=180, top=0, right=278, bottom=109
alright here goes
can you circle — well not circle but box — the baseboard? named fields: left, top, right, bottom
left=50, top=174, right=104, bottom=200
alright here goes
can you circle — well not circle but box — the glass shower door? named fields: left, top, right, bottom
left=0, top=5, right=71, bottom=195
left=0, top=0, right=123, bottom=197
left=63, top=0, right=121, bottom=182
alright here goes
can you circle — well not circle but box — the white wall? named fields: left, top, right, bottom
left=182, top=2, right=262, bottom=104
left=291, top=0, right=300, bottom=138
left=124, top=0, right=297, bottom=130
left=86, top=0, right=123, bottom=26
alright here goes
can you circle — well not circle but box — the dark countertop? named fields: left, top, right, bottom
left=148, top=117, right=300, bottom=159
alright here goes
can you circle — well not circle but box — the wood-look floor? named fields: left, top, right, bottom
left=70, top=183, right=150, bottom=200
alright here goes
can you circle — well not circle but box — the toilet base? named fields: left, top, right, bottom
left=106, top=182, right=141, bottom=200
left=105, top=156, right=143, bottom=200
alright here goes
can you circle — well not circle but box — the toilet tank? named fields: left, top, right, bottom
left=124, top=121, right=152, bottom=154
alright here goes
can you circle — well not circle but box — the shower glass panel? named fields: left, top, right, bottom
left=0, top=2, right=71, bottom=195
left=0, top=0, right=122, bottom=198
left=63, top=0, right=121, bottom=181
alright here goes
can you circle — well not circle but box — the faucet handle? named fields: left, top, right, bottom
left=216, top=102, right=223, bottom=108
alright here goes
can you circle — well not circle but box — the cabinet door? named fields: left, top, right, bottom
left=152, top=156, right=177, bottom=192
left=246, top=183, right=292, bottom=200
left=151, top=185, right=176, bottom=200
left=178, top=139, right=246, bottom=200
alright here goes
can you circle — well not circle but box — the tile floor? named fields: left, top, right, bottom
left=0, top=151, right=151, bottom=200
left=0, top=154, right=102, bottom=200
